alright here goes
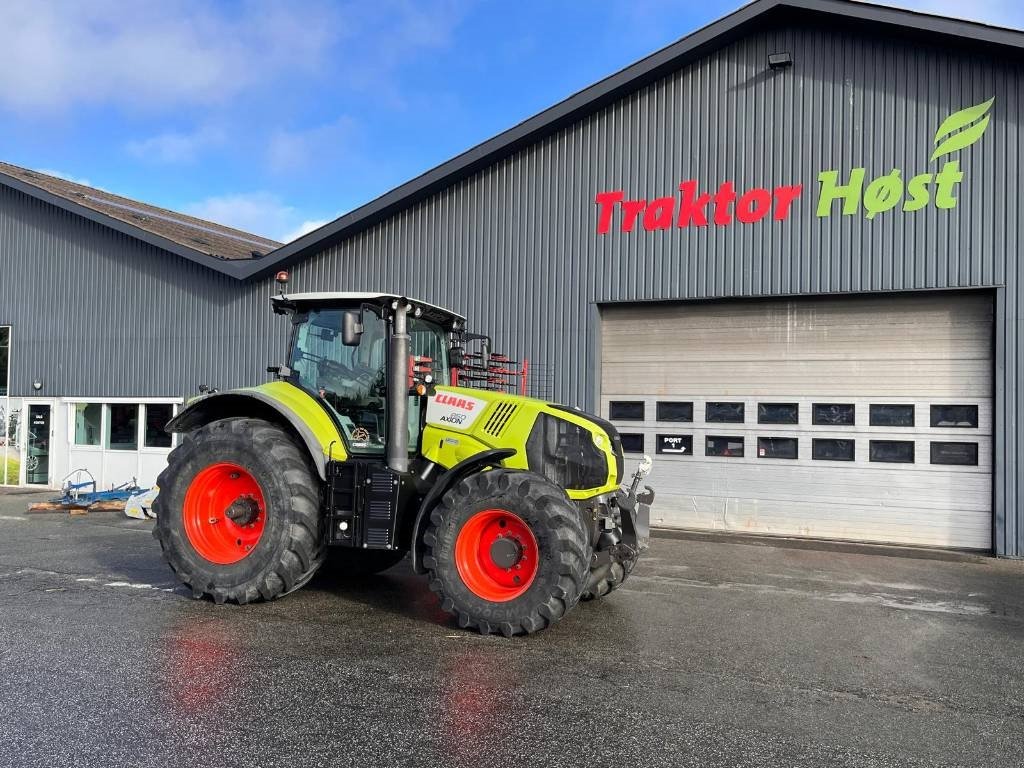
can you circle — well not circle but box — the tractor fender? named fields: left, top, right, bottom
left=166, top=390, right=340, bottom=481
left=409, top=448, right=517, bottom=574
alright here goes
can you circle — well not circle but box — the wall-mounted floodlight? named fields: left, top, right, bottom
left=768, top=52, right=793, bottom=70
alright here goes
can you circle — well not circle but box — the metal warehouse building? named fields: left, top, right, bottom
left=1, top=0, right=1022, bottom=556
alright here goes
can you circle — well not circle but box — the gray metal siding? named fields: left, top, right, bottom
left=0, top=183, right=287, bottom=398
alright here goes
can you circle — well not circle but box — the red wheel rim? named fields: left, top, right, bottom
left=454, top=509, right=539, bottom=602
left=182, top=462, right=266, bottom=565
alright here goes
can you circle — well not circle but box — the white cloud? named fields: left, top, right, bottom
left=0, top=1, right=338, bottom=113
left=183, top=191, right=334, bottom=243
left=125, top=125, right=225, bottom=164
left=267, top=117, right=357, bottom=173
left=281, top=219, right=332, bottom=243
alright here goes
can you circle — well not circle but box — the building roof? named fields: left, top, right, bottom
left=0, top=161, right=280, bottom=270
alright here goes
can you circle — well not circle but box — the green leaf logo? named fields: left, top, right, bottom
left=931, top=97, right=994, bottom=161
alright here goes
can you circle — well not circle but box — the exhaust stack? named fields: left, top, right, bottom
left=387, top=299, right=411, bottom=473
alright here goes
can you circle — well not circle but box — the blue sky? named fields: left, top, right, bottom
left=1, top=0, right=1021, bottom=243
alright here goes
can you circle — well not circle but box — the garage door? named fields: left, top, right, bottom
left=600, top=293, right=993, bottom=549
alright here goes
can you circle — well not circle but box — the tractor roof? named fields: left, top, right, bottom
left=270, top=292, right=466, bottom=328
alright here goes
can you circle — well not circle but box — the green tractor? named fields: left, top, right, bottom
left=153, top=289, right=653, bottom=636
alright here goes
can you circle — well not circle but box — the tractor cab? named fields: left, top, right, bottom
left=270, top=292, right=462, bottom=459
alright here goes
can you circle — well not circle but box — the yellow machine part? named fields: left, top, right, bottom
left=419, top=386, right=621, bottom=500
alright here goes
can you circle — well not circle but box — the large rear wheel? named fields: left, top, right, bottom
left=153, top=417, right=325, bottom=604
left=423, top=469, right=589, bottom=636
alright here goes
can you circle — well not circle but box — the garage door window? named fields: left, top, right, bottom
left=620, top=433, right=644, bottom=453
left=870, top=404, right=915, bottom=427
left=656, top=401, right=693, bottom=422
left=609, top=401, right=644, bottom=421
left=144, top=404, right=174, bottom=448
left=869, top=440, right=915, bottom=463
left=930, top=405, right=979, bottom=428
left=706, top=436, right=744, bottom=457
left=931, top=442, right=979, bottom=466
left=706, top=402, right=744, bottom=423
left=812, top=438, right=855, bottom=461
left=106, top=404, right=139, bottom=451
left=758, top=436, right=798, bottom=459
left=812, top=403, right=855, bottom=426
left=758, top=403, right=798, bottom=424
left=73, top=403, right=102, bottom=446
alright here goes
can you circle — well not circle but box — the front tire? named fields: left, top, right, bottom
left=423, top=469, right=589, bottom=636
left=152, top=417, right=325, bottom=604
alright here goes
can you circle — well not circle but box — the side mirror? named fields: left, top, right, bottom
left=449, top=346, right=465, bottom=368
left=342, top=311, right=364, bottom=347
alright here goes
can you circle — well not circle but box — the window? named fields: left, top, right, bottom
left=73, top=403, right=102, bottom=446
left=705, top=402, right=744, bottom=423
left=656, top=434, right=692, bottom=455
left=758, top=403, right=798, bottom=425
left=869, top=404, right=915, bottom=427
left=0, top=326, right=8, bottom=397
left=706, top=436, right=744, bottom=457
left=757, top=436, right=798, bottom=459
left=144, top=404, right=174, bottom=448
left=812, top=438, right=855, bottom=461
left=656, top=401, right=693, bottom=422
left=609, top=401, right=645, bottom=421
left=619, top=433, right=644, bottom=453
left=812, top=403, right=855, bottom=426
left=869, top=440, right=915, bottom=463
left=930, top=442, right=978, bottom=466
left=106, top=404, right=139, bottom=451
left=930, top=405, right=979, bottom=428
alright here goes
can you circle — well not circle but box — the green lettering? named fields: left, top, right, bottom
left=816, top=168, right=865, bottom=217
left=934, top=161, right=964, bottom=209
left=864, top=170, right=903, bottom=220
left=903, top=173, right=933, bottom=212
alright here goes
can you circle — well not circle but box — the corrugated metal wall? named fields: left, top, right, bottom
left=0, top=184, right=287, bottom=397
left=0, top=17, right=1020, bottom=554
left=286, top=20, right=1022, bottom=555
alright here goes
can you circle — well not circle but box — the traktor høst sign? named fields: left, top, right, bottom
left=594, top=97, right=994, bottom=234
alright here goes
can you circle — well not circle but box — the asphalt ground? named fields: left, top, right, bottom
left=0, top=489, right=1022, bottom=768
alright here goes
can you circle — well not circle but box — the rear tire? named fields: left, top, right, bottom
left=152, top=417, right=325, bottom=604
left=423, top=469, right=589, bottom=636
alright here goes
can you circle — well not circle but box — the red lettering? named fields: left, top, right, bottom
left=621, top=199, right=647, bottom=232
left=712, top=181, right=736, bottom=226
left=437, top=393, right=475, bottom=411
left=772, top=185, right=803, bottom=220
left=677, top=181, right=710, bottom=227
left=642, top=197, right=675, bottom=231
left=594, top=190, right=624, bottom=234
left=736, top=187, right=772, bottom=223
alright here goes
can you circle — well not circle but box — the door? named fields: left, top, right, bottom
left=25, top=403, right=51, bottom=485
left=600, top=292, right=993, bottom=549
